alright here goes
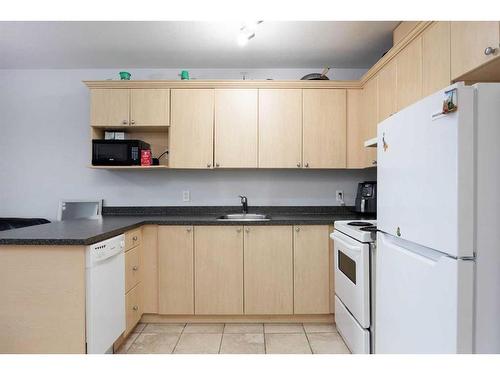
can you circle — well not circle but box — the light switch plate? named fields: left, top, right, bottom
left=182, top=190, right=190, bottom=202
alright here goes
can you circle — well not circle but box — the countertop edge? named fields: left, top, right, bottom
left=0, top=215, right=376, bottom=246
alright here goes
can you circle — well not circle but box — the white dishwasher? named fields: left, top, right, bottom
left=86, top=234, right=125, bottom=354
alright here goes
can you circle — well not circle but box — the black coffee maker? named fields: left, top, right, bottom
left=354, top=181, right=377, bottom=213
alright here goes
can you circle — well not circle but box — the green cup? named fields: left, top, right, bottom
left=180, top=70, right=190, bottom=80
left=119, top=71, right=131, bottom=80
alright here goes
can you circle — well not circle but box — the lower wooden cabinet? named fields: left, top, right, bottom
left=125, top=245, right=141, bottom=293
left=125, top=282, right=143, bottom=336
left=154, top=224, right=331, bottom=317
left=293, top=225, right=331, bottom=314
left=158, top=226, right=194, bottom=314
left=244, top=226, right=294, bottom=315
left=141, top=225, right=159, bottom=314
left=194, top=226, right=244, bottom=315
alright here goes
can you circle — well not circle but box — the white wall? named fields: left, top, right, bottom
left=0, top=68, right=375, bottom=220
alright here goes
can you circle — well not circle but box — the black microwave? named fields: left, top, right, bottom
left=92, top=140, right=151, bottom=166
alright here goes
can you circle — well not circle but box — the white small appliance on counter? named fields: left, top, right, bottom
left=330, top=220, right=377, bottom=354
left=86, top=234, right=125, bottom=354
left=376, top=82, right=500, bottom=353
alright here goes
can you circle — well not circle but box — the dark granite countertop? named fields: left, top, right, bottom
left=0, top=206, right=375, bottom=246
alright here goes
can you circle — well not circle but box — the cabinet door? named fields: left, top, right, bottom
left=244, top=226, right=293, bottom=314
left=303, top=89, right=346, bottom=168
left=363, top=78, right=378, bottom=168
left=170, top=89, right=214, bottom=169
left=347, top=89, right=366, bottom=169
left=194, top=226, right=244, bottom=315
left=215, top=89, right=258, bottom=168
left=294, top=225, right=331, bottom=314
left=158, top=226, right=194, bottom=314
left=377, top=60, right=397, bottom=122
left=130, top=89, right=170, bottom=126
left=90, top=89, right=129, bottom=126
left=396, top=36, right=423, bottom=111
left=423, top=22, right=451, bottom=96
left=125, top=283, right=143, bottom=336
left=141, top=225, right=158, bottom=314
left=258, top=89, right=302, bottom=168
left=451, top=21, right=500, bottom=80
left=125, top=245, right=141, bottom=293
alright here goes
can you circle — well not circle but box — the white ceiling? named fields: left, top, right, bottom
left=0, top=21, right=399, bottom=69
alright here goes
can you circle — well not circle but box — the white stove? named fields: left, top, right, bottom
left=330, top=219, right=377, bottom=354
left=332, top=220, right=377, bottom=243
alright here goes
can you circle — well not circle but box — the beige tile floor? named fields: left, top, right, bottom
left=117, top=323, right=350, bottom=354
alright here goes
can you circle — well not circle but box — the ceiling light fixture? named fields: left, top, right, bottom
left=237, top=21, right=263, bottom=47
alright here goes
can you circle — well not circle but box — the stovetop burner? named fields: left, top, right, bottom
left=359, top=226, right=377, bottom=232
left=347, top=221, right=373, bottom=227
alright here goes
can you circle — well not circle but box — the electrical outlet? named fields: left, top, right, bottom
left=182, top=190, right=190, bottom=202
left=336, top=190, right=344, bottom=202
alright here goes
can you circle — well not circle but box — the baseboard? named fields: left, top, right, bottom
left=140, top=313, right=335, bottom=324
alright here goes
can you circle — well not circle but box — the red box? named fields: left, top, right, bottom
left=141, top=149, right=152, bottom=166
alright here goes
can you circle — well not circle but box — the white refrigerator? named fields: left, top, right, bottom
left=376, top=82, right=500, bottom=354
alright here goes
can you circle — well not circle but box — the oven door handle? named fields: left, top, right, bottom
left=332, top=232, right=364, bottom=257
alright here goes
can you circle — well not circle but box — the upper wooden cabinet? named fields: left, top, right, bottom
left=90, top=88, right=170, bottom=127
left=293, top=225, right=331, bottom=314
left=303, top=89, right=346, bottom=168
left=194, top=226, right=244, bottom=315
left=347, top=89, right=366, bottom=169
left=258, top=89, right=302, bottom=168
left=158, top=226, right=194, bottom=315
left=362, top=79, right=378, bottom=168
left=214, top=89, right=258, bottom=168
left=377, top=60, right=397, bottom=122
left=396, top=36, right=423, bottom=111
left=451, top=22, right=500, bottom=80
left=422, top=22, right=451, bottom=96
left=90, top=89, right=130, bottom=126
left=169, top=89, right=214, bottom=169
left=130, top=89, right=170, bottom=126
left=244, top=226, right=293, bottom=315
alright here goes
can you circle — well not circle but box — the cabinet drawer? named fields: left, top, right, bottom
left=125, top=228, right=142, bottom=251
left=125, top=245, right=141, bottom=293
left=125, top=283, right=142, bottom=336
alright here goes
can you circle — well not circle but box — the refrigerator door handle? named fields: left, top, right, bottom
left=382, top=233, right=447, bottom=265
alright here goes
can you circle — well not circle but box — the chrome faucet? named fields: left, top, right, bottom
left=239, top=195, right=248, bottom=214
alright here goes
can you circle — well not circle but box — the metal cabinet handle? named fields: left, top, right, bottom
left=295, top=227, right=300, bottom=232
left=133, top=236, right=138, bottom=241
left=245, top=228, right=250, bottom=233
left=130, top=120, right=135, bottom=125
left=484, top=46, right=498, bottom=56
left=297, top=162, right=301, bottom=168
left=132, top=266, right=138, bottom=271
left=207, top=163, right=212, bottom=168
left=186, top=227, right=192, bottom=232
left=305, top=163, right=309, bottom=168
left=236, top=228, right=242, bottom=233
left=133, top=305, right=138, bottom=311
left=122, top=120, right=128, bottom=125
left=372, top=160, right=377, bottom=165
left=216, top=163, right=220, bottom=168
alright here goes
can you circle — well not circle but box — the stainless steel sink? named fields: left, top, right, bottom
left=216, top=213, right=271, bottom=221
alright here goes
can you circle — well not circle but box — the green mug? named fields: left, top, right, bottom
left=180, top=70, right=190, bottom=80
left=119, top=71, right=131, bottom=80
